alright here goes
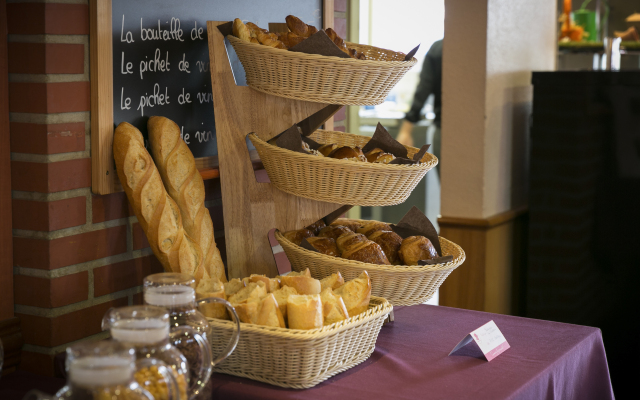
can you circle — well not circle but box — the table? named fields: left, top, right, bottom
left=209, top=305, right=614, bottom=399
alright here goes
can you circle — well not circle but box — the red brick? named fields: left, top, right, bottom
left=17, top=298, right=128, bottom=347
left=208, top=204, right=224, bottom=231
left=9, top=82, right=90, bottom=113
left=14, top=272, right=88, bottom=308
left=93, top=255, right=164, bottom=297
left=19, top=351, right=56, bottom=377
left=334, top=17, right=347, bottom=39
left=12, top=197, right=85, bottom=231
left=132, top=222, right=150, bottom=250
left=335, top=0, right=347, bottom=12
left=11, top=158, right=91, bottom=193
left=8, top=43, right=84, bottom=74
left=10, top=122, right=85, bottom=155
left=334, top=106, right=346, bottom=121
left=92, top=192, right=129, bottom=223
left=13, top=225, right=127, bottom=270
left=7, top=3, right=89, bottom=35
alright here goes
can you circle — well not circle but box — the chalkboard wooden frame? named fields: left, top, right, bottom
left=89, top=0, right=335, bottom=195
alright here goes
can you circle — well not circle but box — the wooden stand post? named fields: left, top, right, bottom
left=207, top=22, right=341, bottom=279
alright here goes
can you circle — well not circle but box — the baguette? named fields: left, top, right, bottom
left=287, top=294, right=323, bottom=330
left=147, top=116, right=227, bottom=282
left=272, top=285, right=298, bottom=321
left=334, top=271, right=371, bottom=316
left=113, top=122, right=205, bottom=279
left=196, top=278, right=229, bottom=320
left=320, top=288, right=349, bottom=325
left=320, top=272, right=345, bottom=291
left=249, top=274, right=280, bottom=293
left=224, top=278, right=245, bottom=297
left=280, top=275, right=321, bottom=295
left=256, top=294, right=286, bottom=328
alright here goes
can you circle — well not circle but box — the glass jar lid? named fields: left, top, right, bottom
left=143, top=273, right=196, bottom=307
left=103, top=305, right=170, bottom=345
left=66, top=341, right=135, bottom=387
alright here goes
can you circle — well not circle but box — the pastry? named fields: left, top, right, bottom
left=317, top=143, right=338, bottom=157
left=283, top=228, right=315, bottom=246
left=328, top=146, right=366, bottom=162
left=398, top=236, right=439, bottom=265
left=341, top=239, right=390, bottom=265
left=304, top=237, right=339, bottom=257
left=148, top=116, right=226, bottom=282
left=320, top=288, right=349, bottom=325
left=232, top=18, right=251, bottom=42
left=357, top=221, right=392, bottom=237
left=287, top=294, right=323, bottom=330
left=285, top=15, right=318, bottom=38
left=365, top=148, right=395, bottom=164
left=336, top=232, right=368, bottom=254
left=368, top=230, right=403, bottom=265
left=113, top=122, right=205, bottom=279
left=320, top=272, right=345, bottom=291
left=304, top=220, right=326, bottom=235
left=318, top=225, right=352, bottom=240
left=257, top=31, right=286, bottom=49
left=334, top=271, right=371, bottom=316
left=331, top=218, right=362, bottom=233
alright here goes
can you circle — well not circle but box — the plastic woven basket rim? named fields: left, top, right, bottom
left=207, top=296, right=392, bottom=339
left=249, top=131, right=439, bottom=171
left=228, top=35, right=418, bottom=67
left=275, top=228, right=466, bottom=273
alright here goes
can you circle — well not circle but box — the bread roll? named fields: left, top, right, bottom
left=256, top=294, right=286, bottom=328
left=287, top=294, right=323, bottom=330
left=399, top=236, right=439, bottom=265
left=283, top=228, right=315, bottom=246
left=304, top=220, right=326, bottom=235
left=196, top=278, right=228, bottom=320
left=272, top=285, right=298, bottom=320
left=232, top=18, right=251, bottom=42
left=336, top=232, right=367, bottom=254
left=328, top=146, right=366, bottom=162
left=357, top=221, right=392, bottom=237
left=331, top=218, right=362, bottom=233
left=248, top=274, right=280, bottom=293
left=368, top=230, right=403, bottom=265
left=148, top=116, right=226, bottom=282
left=113, top=122, right=205, bottom=279
left=320, top=272, right=345, bottom=291
left=305, top=237, right=339, bottom=257
left=318, top=225, right=352, bottom=241
left=341, top=240, right=390, bottom=265
left=334, top=271, right=371, bottom=316
left=280, top=275, right=321, bottom=295
left=317, top=143, right=338, bottom=157
left=224, top=278, right=245, bottom=297
left=320, top=288, right=349, bottom=325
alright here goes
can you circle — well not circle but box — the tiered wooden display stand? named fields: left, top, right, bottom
left=207, top=21, right=343, bottom=278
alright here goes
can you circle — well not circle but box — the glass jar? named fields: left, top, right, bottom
left=52, top=340, right=178, bottom=400
left=102, top=306, right=200, bottom=400
left=143, top=273, right=240, bottom=397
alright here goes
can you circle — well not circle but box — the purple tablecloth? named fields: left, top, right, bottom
left=209, top=305, right=614, bottom=400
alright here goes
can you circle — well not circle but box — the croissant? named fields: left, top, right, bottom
left=368, top=230, right=403, bottom=265
left=357, top=221, right=392, bottom=237
left=336, top=232, right=367, bottom=254
left=257, top=31, right=286, bottom=48
left=284, top=228, right=315, bottom=246
left=325, top=28, right=350, bottom=55
left=398, top=236, right=439, bottom=265
left=341, top=239, right=390, bottom=265
left=305, top=237, right=339, bottom=257
left=328, top=146, right=366, bottom=162
left=331, top=218, right=363, bottom=233
left=318, top=225, right=353, bottom=240
left=232, top=18, right=251, bottom=42
left=246, top=22, right=267, bottom=37
left=305, top=220, right=326, bottom=235
left=286, top=15, right=317, bottom=38
left=278, top=32, right=306, bottom=48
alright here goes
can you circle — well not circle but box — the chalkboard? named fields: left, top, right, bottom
left=112, top=0, right=322, bottom=159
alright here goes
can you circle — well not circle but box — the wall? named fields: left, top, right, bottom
left=6, top=0, right=346, bottom=376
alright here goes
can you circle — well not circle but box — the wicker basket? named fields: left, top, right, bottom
left=208, top=296, right=392, bottom=389
left=228, top=35, right=417, bottom=105
left=249, top=130, right=438, bottom=206
left=275, top=226, right=465, bottom=306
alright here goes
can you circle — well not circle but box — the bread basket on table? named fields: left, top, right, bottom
left=207, top=296, right=392, bottom=389
left=249, top=129, right=438, bottom=206
left=228, top=35, right=417, bottom=105
left=275, top=225, right=466, bottom=306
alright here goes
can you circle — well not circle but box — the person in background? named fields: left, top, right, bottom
left=397, top=39, right=443, bottom=174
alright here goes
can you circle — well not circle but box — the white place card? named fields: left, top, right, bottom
left=449, top=320, right=510, bottom=361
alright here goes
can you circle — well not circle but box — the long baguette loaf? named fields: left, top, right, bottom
left=113, top=122, right=207, bottom=280
left=147, top=116, right=227, bottom=282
